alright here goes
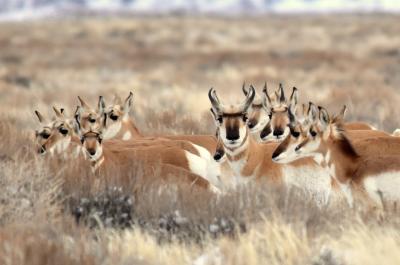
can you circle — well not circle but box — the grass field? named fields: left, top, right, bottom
left=1, top=14, right=400, bottom=264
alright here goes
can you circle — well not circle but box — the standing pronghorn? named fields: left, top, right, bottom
left=209, top=86, right=333, bottom=204
left=272, top=105, right=400, bottom=208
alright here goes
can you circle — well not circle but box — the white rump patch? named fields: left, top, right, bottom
left=122, top=131, right=132, bottom=140
left=185, top=151, right=208, bottom=180
left=191, top=143, right=211, bottom=161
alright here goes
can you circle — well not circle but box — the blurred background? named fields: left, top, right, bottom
left=1, top=0, right=400, bottom=134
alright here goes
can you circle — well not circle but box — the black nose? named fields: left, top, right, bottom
left=273, top=128, right=284, bottom=137
left=226, top=130, right=240, bottom=141
left=88, top=149, right=96, bottom=156
left=213, top=151, right=224, bottom=161
left=89, top=118, right=96, bottom=123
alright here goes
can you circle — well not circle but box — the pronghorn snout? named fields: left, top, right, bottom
left=87, top=148, right=96, bottom=156
left=273, top=128, right=284, bottom=138
left=213, top=150, right=224, bottom=162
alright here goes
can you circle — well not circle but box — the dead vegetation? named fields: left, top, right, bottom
left=1, top=14, right=400, bottom=264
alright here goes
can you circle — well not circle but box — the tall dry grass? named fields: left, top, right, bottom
left=1, top=15, right=400, bottom=264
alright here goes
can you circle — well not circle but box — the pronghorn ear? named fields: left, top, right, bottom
left=98, top=96, right=106, bottom=115
left=289, top=87, right=298, bottom=112
left=34, top=110, right=46, bottom=124
left=52, top=106, right=64, bottom=118
left=262, top=82, right=272, bottom=110
left=337, top=105, right=347, bottom=121
left=123, top=92, right=133, bottom=112
left=308, top=102, right=318, bottom=122
left=278, top=83, right=286, bottom=103
left=77, top=96, right=91, bottom=109
left=288, top=105, right=296, bottom=124
left=318, top=106, right=330, bottom=128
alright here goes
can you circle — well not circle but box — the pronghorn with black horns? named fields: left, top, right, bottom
left=209, top=86, right=333, bottom=204
left=272, top=104, right=400, bottom=208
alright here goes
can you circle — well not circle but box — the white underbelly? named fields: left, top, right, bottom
left=364, top=172, right=400, bottom=202
left=283, top=165, right=332, bottom=206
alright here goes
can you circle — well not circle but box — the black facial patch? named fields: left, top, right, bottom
left=260, top=121, right=272, bottom=139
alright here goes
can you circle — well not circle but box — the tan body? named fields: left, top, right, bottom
left=344, top=122, right=375, bottom=131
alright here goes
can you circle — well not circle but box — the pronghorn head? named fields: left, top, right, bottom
left=106, top=92, right=133, bottom=123
left=260, top=84, right=298, bottom=142
left=242, top=83, right=273, bottom=138
left=272, top=103, right=355, bottom=163
left=208, top=86, right=255, bottom=151
left=80, top=128, right=103, bottom=160
left=34, top=107, right=76, bottom=155
left=75, top=96, right=106, bottom=132
left=271, top=103, right=316, bottom=163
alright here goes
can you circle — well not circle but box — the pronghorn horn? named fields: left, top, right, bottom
left=279, top=83, right=285, bottom=103
left=288, top=104, right=296, bottom=124
left=242, top=85, right=255, bottom=112
left=208, top=88, right=222, bottom=113
left=290, top=87, right=298, bottom=105
left=262, top=82, right=272, bottom=109
left=242, top=82, right=248, bottom=96
left=77, top=96, right=91, bottom=109
left=98, top=96, right=106, bottom=114
left=52, top=106, right=64, bottom=118
left=34, top=110, right=46, bottom=123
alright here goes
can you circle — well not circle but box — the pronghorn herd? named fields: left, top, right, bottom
left=34, top=84, right=400, bottom=209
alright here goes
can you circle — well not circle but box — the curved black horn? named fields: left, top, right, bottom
left=242, top=81, right=248, bottom=96
left=208, top=87, right=221, bottom=112
left=243, top=85, right=256, bottom=112
left=279, top=83, right=285, bottom=103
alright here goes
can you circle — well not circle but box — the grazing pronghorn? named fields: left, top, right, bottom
left=272, top=105, right=400, bottom=208
left=79, top=127, right=219, bottom=193
left=209, top=86, right=333, bottom=203
left=34, top=108, right=81, bottom=157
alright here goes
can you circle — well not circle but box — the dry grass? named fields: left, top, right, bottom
left=1, top=14, right=400, bottom=264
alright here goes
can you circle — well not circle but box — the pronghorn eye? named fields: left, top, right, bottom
left=41, top=132, right=50, bottom=139
left=217, top=116, right=223, bottom=124
left=310, top=130, right=317, bottom=137
left=80, top=137, right=85, bottom=144
left=291, top=131, right=300, bottom=138
left=59, top=127, right=68, bottom=135
left=109, top=113, right=119, bottom=121
left=242, top=114, right=248, bottom=122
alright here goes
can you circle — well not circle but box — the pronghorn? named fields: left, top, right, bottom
left=209, top=86, right=333, bottom=204
left=272, top=105, right=400, bottom=208
left=80, top=92, right=217, bottom=156
left=34, top=108, right=81, bottom=157
left=259, top=85, right=378, bottom=143
left=79, top=127, right=219, bottom=192
left=241, top=83, right=278, bottom=142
